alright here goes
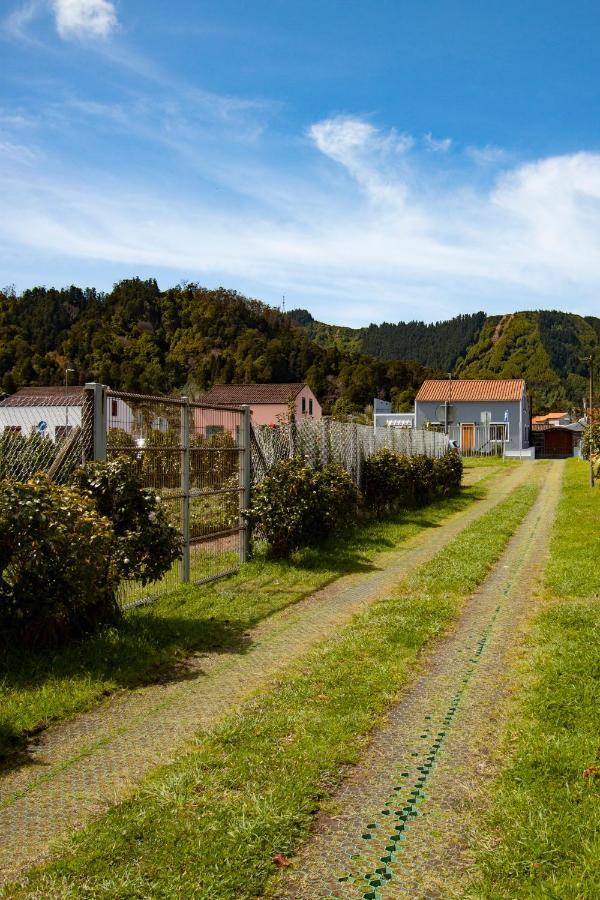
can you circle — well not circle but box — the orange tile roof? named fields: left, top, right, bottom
left=532, top=412, right=568, bottom=423
left=415, top=379, right=525, bottom=403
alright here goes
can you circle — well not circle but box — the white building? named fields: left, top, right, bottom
left=0, top=386, right=132, bottom=441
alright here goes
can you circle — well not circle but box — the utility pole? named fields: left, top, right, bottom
left=64, top=367, right=74, bottom=434
left=445, top=372, right=452, bottom=436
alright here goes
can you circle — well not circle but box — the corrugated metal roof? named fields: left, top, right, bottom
left=0, top=386, right=86, bottom=407
left=196, top=383, right=308, bottom=405
left=415, top=379, right=525, bottom=403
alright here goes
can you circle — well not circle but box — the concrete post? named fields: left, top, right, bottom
left=239, top=405, right=251, bottom=563
left=85, top=383, right=107, bottom=461
left=180, top=398, right=190, bottom=583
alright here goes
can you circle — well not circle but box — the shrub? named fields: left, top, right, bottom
left=72, top=458, right=181, bottom=586
left=362, top=448, right=413, bottom=515
left=0, top=476, right=118, bottom=649
left=363, top=449, right=462, bottom=514
left=582, top=424, right=600, bottom=461
left=406, top=454, right=436, bottom=504
left=247, top=459, right=358, bottom=557
left=433, top=450, right=463, bottom=496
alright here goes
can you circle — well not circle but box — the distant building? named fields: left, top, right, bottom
left=0, top=386, right=132, bottom=441
left=195, top=382, right=321, bottom=432
left=531, top=411, right=571, bottom=429
left=414, top=379, right=531, bottom=456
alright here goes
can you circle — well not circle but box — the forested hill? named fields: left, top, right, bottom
left=0, top=280, right=433, bottom=414
left=288, top=308, right=600, bottom=412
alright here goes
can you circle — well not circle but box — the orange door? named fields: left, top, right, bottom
left=461, top=423, right=475, bottom=450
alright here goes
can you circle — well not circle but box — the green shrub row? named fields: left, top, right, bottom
left=0, top=460, right=181, bottom=651
left=246, top=460, right=359, bottom=558
left=362, top=447, right=462, bottom=515
left=248, top=450, right=462, bottom=556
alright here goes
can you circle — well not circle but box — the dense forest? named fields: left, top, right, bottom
left=2, top=281, right=597, bottom=414
left=287, top=309, right=486, bottom=369
left=289, top=308, right=599, bottom=412
left=0, top=280, right=433, bottom=414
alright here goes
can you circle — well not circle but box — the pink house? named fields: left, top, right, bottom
left=194, top=382, right=321, bottom=432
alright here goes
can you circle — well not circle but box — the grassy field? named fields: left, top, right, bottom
left=5, top=482, right=539, bottom=899
left=469, top=459, right=600, bottom=899
left=1, top=478, right=489, bottom=762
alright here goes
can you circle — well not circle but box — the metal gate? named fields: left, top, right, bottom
left=87, top=384, right=250, bottom=606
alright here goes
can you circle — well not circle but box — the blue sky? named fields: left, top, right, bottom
left=1, top=1, right=600, bottom=324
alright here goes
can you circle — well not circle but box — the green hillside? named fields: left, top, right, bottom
left=458, top=311, right=598, bottom=412
left=289, top=308, right=599, bottom=413
left=0, top=280, right=432, bottom=415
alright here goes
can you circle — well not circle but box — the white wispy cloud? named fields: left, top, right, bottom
left=1, top=113, right=600, bottom=321
left=2, top=0, right=117, bottom=41
left=2, top=0, right=43, bottom=42
left=52, top=0, right=117, bottom=40
left=424, top=132, right=452, bottom=152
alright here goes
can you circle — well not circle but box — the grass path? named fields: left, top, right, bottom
left=0, top=464, right=530, bottom=888
left=0, top=455, right=492, bottom=762
left=279, top=461, right=562, bottom=898
left=467, top=459, right=600, bottom=898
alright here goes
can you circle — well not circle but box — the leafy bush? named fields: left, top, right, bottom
left=582, top=423, right=600, bottom=461
left=363, top=449, right=462, bottom=514
left=433, top=450, right=463, bottom=496
left=247, top=459, right=358, bottom=557
left=0, top=476, right=118, bottom=649
left=72, top=458, right=181, bottom=585
left=362, top=448, right=413, bottom=515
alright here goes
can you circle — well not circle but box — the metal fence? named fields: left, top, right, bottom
left=447, top=424, right=505, bottom=457
left=251, top=420, right=449, bottom=485
left=101, top=387, right=250, bottom=606
left=0, top=386, right=448, bottom=605
left=0, top=389, right=93, bottom=483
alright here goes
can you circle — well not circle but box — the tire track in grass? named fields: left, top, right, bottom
left=280, top=461, right=563, bottom=899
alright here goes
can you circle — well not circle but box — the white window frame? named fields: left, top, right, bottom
left=489, top=422, right=509, bottom=443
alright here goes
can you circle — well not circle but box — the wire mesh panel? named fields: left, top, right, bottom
left=188, top=401, right=246, bottom=588
left=105, top=390, right=247, bottom=607
left=0, top=388, right=93, bottom=483
left=251, top=420, right=450, bottom=485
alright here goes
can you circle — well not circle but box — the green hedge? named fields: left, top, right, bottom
left=246, top=459, right=359, bottom=557
left=362, top=449, right=462, bottom=516
left=0, top=476, right=118, bottom=650
left=248, top=450, right=462, bottom=556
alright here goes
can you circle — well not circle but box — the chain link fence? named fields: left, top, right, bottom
left=1, top=386, right=448, bottom=604
left=0, top=387, right=93, bottom=483
left=251, top=420, right=449, bottom=485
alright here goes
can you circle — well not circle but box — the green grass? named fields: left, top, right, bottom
left=545, top=458, right=600, bottom=598
left=0, top=481, right=486, bottom=762
left=6, top=482, right=539, bottom=899
left=468, top=460, right=600, bottom=898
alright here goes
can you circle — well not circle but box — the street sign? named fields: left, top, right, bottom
left=37, top=420, right=48, bottom=434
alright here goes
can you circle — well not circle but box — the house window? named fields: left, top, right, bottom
left=302, top=397, right=306, bottom=414
left=490, top=423, right=508, bottom=442
left=309, top=398, right=313, bottom=416
left=206, top=425, right=224, bottom=437
left=111, top=399, right=118, bottom=418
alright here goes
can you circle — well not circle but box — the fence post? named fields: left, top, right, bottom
left=84, top=383, right=107, bottom=461
left=180, top=397, right=190, bottom=583
left=239, top=405, right=251, bottom=564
